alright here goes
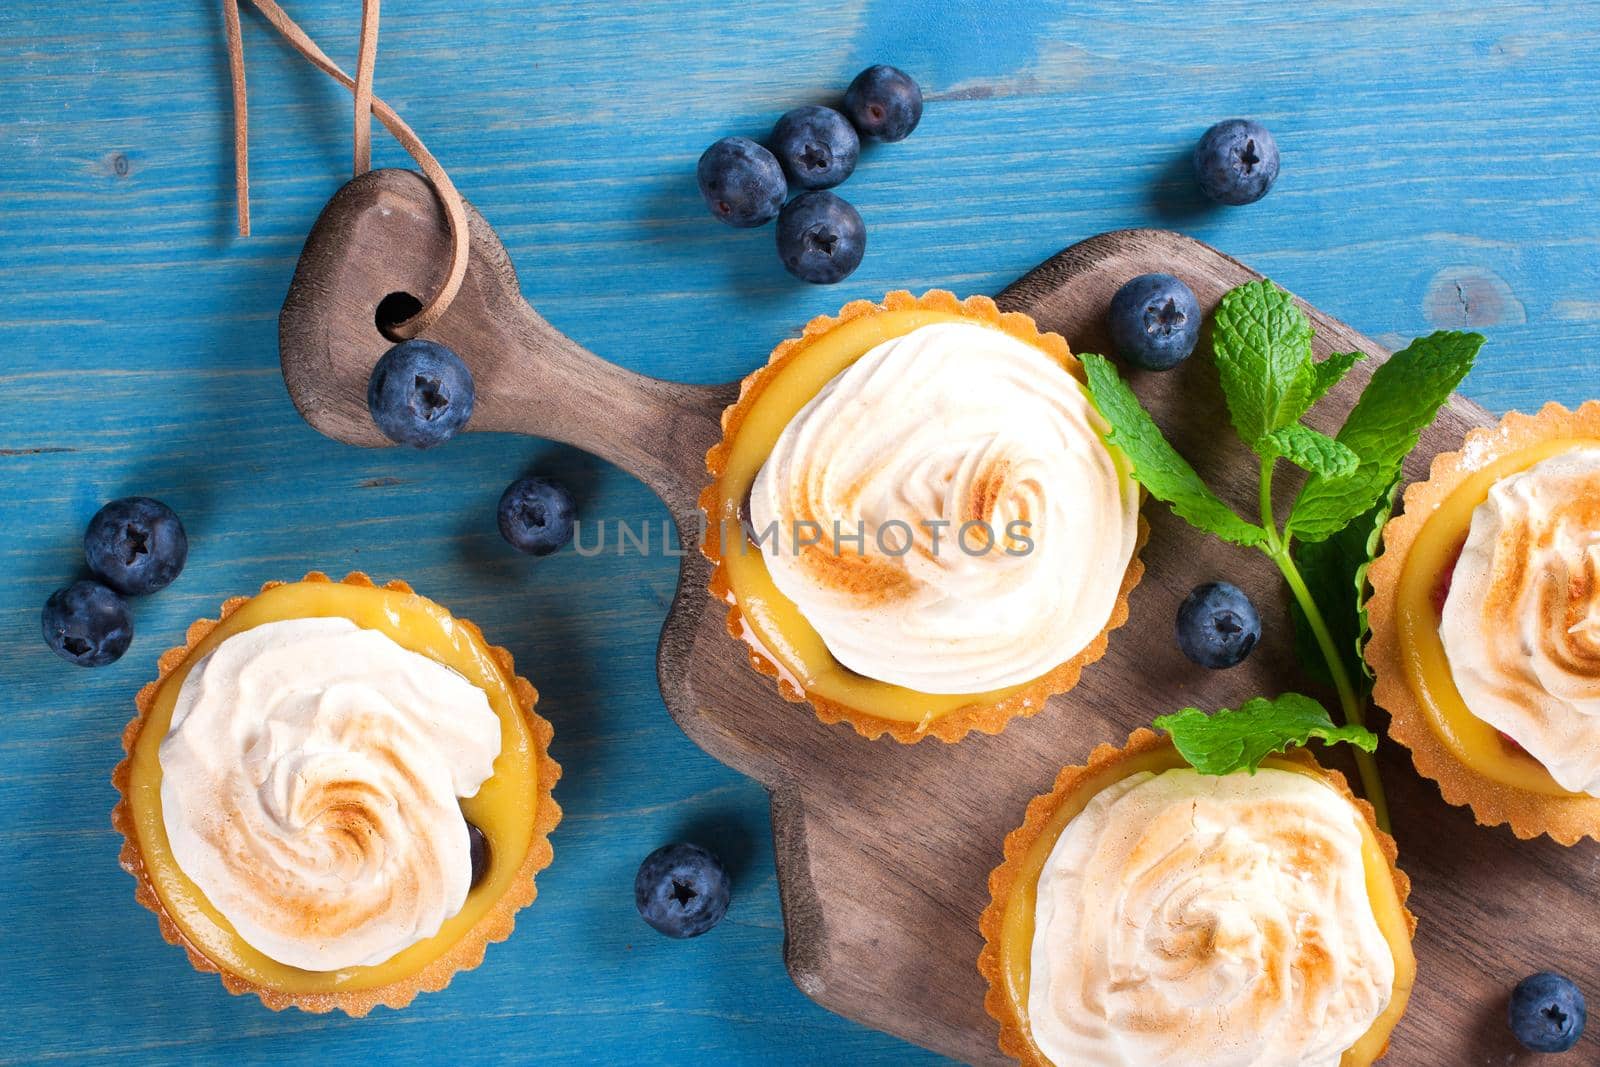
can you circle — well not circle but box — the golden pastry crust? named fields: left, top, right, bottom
left=700, top=289, right=1148, bottom=744
left=109, top=570, right=562, bottom=1015
left=976, top=728, right=1414, bottom=1066
left=1366, top=401, right=1600, bottom=843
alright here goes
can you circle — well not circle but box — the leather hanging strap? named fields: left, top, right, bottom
left=222, top=0, right=250, bottom=237
left=352, top=0, right=379, bottom=175
left=223, top=0, right=467, bottom=339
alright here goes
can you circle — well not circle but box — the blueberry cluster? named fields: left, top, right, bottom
left=42, top=497, right=188, bottom=667
left=696, top=65, right=923, bottom=284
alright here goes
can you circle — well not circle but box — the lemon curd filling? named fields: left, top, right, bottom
left=995, top=749, right=1415, bottom=1067
left=709, top=307, right=1119, bottom=724
left=1394, top=437, right=1600, bottom=795
left=124, top=580, right=541, bottom=993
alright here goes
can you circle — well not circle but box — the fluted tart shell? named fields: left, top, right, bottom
left=1366, top=401, right=1600, bottom=843
left=110, top=571, right=562, bottom=1014
left=700, top=289, right=1147, bottom=744
left=976, top=728, right=1415, bottom=1066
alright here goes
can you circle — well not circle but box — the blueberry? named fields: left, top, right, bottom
left=1107, top=273, right=1202, bottom=372
left=1176, top=581, right=1261, bottom=669
left=776, top=191, right=866, bottom=284
left=634, top=843, right=730, bottom=939
left=1510, top=972, right=1587, bottom=1053
left=42, top=580, right=132, bottom=667
left=843, top=64, right=923, bottom=143
left=83, top=497, right=188, bottom=595
left=367, top=339, right=475, bottom=449
left=497, top=476, right=576, bottom=557
left=769, top=106, right=859, bottom=191
left=696, top=137, right=787, bottom=228
left=466, top=821, right=490, bottom=889
left=1193, top=119, right=1280, bottom=206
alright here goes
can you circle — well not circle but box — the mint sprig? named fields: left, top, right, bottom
left=1288, top=330, right=1483, bottom=542
left=1211, top=279, right=1319, bottom=445
left=1084, top=277, right=1482, bottom=831
left=1289, top=482, right=1400, bottom=695
left=1082, top=354, right=1266, bottom=547
left=1307, top=349, right=1365, bottom=408
left=1154, top=693, right=1379, bottom=776
left=1262, top=424, right=1358, bottom=479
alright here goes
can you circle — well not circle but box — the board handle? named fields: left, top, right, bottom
left=279, top=168, right=730, bottom=509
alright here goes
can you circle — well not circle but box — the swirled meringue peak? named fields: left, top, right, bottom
left=159, top=617, right=502, bottom=971
left=748, top=321, right=1139, bottom=694
left=1028, top=767, right=1394, bottom=1067
left=1440, top=447, right=1600, bottom=794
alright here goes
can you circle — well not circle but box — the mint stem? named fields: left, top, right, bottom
left=1258, top=456, right=1391, bottom=832
left=1273, top=549, right=1390, bottom=830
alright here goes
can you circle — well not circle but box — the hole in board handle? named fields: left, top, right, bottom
left=375, top=291, right=424, bottom=343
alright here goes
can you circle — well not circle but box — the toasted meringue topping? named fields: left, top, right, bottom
left=1028, top=768, right=1394, bottom=1067
left=748, top=321, right=1140, bottom=693
left=159, top=617, right=502, bottom=971
left=1440, top=447, right=1600, bottom=793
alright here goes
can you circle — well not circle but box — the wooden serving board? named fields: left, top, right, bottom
left=278, top=169, right=1597, bottom=1065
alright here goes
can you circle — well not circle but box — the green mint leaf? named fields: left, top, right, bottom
left=1289, top=483, right=1400, bottom=696
left=1153, top=693, right=1379, bottom=776
left=1352, top=481, right=1401, bottom=681
left=1211, top=280, right=1317, bottom=447
left=1262, top=424, right=1360, bottom=479
left=1306, top=350, right=1366, bottom=408
left=1081, top=354, right=1267, bottom=547
left=1288, top=330, right=1482, bottom=541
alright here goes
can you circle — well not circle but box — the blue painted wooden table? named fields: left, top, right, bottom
left=3, top=1, right=1597, bottom=1062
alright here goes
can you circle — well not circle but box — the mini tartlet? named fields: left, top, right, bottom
left=1367, top=401, right=1600, bottom=843
left=978, top=729, right=1416, bottom=1067
left=110, top=571, right=561, bottom=1014
left=700, top=290, right=1147, bottom=743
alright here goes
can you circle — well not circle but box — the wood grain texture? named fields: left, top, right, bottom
left=4, top=2, right=1600, bottom=1064
left=279, top=169, right=733, bottom=514
left=278, top=168, right=1595, bottom=1065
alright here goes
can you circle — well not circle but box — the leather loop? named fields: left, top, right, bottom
left=224, top=0, right=466, bottom=339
